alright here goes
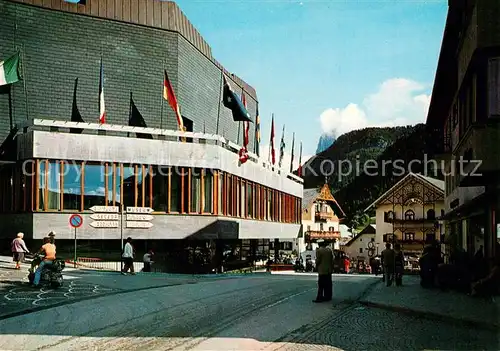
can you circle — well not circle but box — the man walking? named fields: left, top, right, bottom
left=381, top=242, right=395, bottom=286
left=313, top=239, right=334, bottom=303
left=121, top=237, right=136, bottom=275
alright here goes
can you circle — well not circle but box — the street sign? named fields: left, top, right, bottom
left=69, top=214, right=83, bottom=228
left=126, top=221, right=154, bottom=229
left=90, top=221, right=119, bottom=228
left=126, top=207, right=153, bottom=214
left=90, top=206, right=119, bottom=213
left=126, top=214, right=154, bottom=221
left=90, top=213, right=120, bottom=221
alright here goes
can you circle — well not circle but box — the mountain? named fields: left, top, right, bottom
left=316, top=133, right=336, bottom=154
left=302, top=125, right=417, bottom=190
left=332, top=123, right=439, bottom=227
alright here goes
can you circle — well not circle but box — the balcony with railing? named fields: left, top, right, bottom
left=314, top=211, right=333, bottom=222
left=306, top=230, right=341, bottom=240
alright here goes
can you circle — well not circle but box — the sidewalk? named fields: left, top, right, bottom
left=359, top=275, right=500, bottom=330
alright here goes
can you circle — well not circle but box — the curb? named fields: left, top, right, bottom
left=358, top=300, right=500, bottom=331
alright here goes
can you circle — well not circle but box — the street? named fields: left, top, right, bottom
left=0, top=272, right=498, bottom=351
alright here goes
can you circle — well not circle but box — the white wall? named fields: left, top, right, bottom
left=343, top=233, right=376, bottom=260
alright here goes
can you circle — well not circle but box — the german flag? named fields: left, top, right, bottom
left=163, top=70, right=184, bottom=132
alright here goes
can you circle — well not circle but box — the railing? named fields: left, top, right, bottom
left=306, top=230, right=341, bottom=239
left=314, top=212, right=333, bottom=221
left=20, top=119, right=304, bottom=184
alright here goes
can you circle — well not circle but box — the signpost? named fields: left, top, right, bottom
left=89, top=206, right=119, bottom=228
left=69, top=214, right=83, bottom=268
left=125, top=207, right=154, bottom=229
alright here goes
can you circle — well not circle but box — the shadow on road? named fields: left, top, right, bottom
left=0, top=274, right=498, bottom=351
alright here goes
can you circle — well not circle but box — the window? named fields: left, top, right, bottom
left=152, top=166, right=169, bottom=212
left=46, top=161, right=61, bottom=211
left=359, top=248, right=363, bottom=253
left=329, top=227, right=334, bottom=232
left=247, top=182, right=253, bottom=217
left=227, top=174, right=233, bottom=216
left=218, top=171, right=223, bottom=215
left=307, top=225, right=311, bottom=231
left=170, top=167, right=182, bottom=212
left=63, top=161, right=82, bottom=210
left=320, top=223, right=324, bottom=231
left=404, top=232, right=415, bottom=241
left=191, top=168, right=201, bottom=213
left=203, top=169, right=213, bottom=213
left=111, top=164, right=121, bottom=209
left=121, top=165, right=135, bottom=209
left=427, top=209, right=436, bottom=220
left=426, top=233, right=436, bottom=243
left=405, top=209, right=415, bottom=220
left=83, top=163, right=105, bottom=210
left=136, top=165, right=144, bottom=207
left=37, top=160, right=46, bottom=210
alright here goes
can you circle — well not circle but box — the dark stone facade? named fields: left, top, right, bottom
left=0, top=0, right=257, bottom=150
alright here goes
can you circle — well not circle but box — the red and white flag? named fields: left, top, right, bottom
left=98, top=58, right=106, bottom=124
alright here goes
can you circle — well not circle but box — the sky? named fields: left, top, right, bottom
left=173, top=0, right=448, bottom=169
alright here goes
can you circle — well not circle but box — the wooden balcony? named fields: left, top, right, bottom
left=386, top=218, right=439, bottom=225
left=314, top=211, right=333, bottom=221
left=306, top=231, right=341, bottom=240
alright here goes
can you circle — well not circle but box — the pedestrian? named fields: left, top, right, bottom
left=11, top=233, right=29, bottom=269
left=313, top=239, right=334, bottom=303
left=381, top=242, right=395, bottom=286
left=121, top=237, right=136, bottom=275
left=143, top=250, right=154, bottom=272
left=394, top=243, right=404, bottom=286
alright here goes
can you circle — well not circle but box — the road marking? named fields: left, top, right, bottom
left=264, top=288, right=315, bottom=309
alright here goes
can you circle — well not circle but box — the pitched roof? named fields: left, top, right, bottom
left=364, top=172, right=445, bottom=212
left=344, top=229, right=376, bottom=247
left=301, top=184, right=346, bottom=218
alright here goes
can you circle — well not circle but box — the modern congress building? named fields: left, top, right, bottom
left=0, top=0, right=303, bottom=270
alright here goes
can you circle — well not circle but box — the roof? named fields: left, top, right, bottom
left=301, top=185, right=346, bottom=218
left=359, top=224, right=376, bottom=235
left=364, top=172, right=445, bottom=212
left=344, top=229, right=376, bottom=247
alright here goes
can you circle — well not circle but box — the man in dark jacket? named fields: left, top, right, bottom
left=313, top=239, right=334, bottom=303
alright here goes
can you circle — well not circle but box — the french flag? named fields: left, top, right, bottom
left=99, top=58, right=106, bottom=124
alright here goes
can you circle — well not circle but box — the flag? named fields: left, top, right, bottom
left=163, top=70, right=185, bottom=133
left=254, top=106, right=260, bottom=156
left=278, top=125, right=285, bottom=168
left=298, top=141, right=303, bottom=177
left=269, top=114, right=275, bottom=165
left=241, top=92, right=250, bottom=148
left=98, top=57, right=106, bottom=124
left=222, top=75, right=252, bottom=123
left=129, top=92, right=153, bottom=139
left=70, top=78, right=84, bottom=134
left=290, top=132, right=295, bottom=173
left=0, top=53, right=20, bottom=87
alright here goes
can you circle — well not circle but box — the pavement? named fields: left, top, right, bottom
left=358, top=274, right=500, bottom=330
left=0, top=258, right=499, bottom=350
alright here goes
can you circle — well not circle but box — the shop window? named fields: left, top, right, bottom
left=63, top=161, right=82, bottom=210
left=203, top=169, right=213, bottom=213
left=191, top=168, right=201, bottom=213
left=170, top=167, right=182, bottom=212
left=121, top=165, right=136, bottom=209
left=152, top=166, right=169, bottom=212
left=83, top=163, right=105, bottom=210
left=38, top=160, right=46, bottom=210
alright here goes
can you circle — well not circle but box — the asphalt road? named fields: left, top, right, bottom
left=0, top=274, right=498, bottom=351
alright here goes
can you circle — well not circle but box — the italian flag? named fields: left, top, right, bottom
left=0, top=53, right=20, bottom=86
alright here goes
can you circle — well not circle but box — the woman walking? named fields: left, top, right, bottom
left=11, top=233, right=29, bottom=269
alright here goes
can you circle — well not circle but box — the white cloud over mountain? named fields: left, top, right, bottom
left=319, top=78, right=431, bottom=138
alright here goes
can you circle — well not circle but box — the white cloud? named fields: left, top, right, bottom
left=319, top=78, right=431, bottom=137
left=258, top=144, right=313, bottom=173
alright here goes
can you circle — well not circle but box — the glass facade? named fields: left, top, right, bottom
left=0, top=159, right=302, bottom=224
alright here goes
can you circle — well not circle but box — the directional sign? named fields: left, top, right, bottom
left=126, top=207, right=153, bottom=214
left=126, top=214, right=154, bottom=221
left=90, top=213, right=120, bottom=221
left=90, top=206, right=119, bottom=213
left=69, top=214, right=83, bottom=228
left=90, top=221, right=119, bottom=228
left=126, top=221, right=154, bottom=229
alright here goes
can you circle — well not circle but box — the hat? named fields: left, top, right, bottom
left=317, top=239, right=325, bottom=243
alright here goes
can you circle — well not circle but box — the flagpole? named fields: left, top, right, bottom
left=160, top=61, right=165, bottom=129
left=215, top=69, right=223, bottom=136
left=8, top=86, right=13, bottom=130
left=19, top=46, right=29, bottom=121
